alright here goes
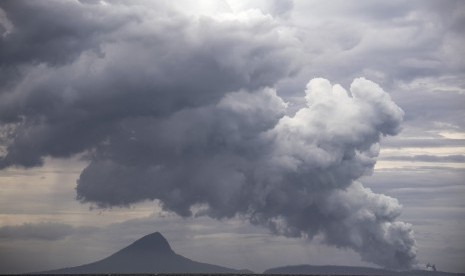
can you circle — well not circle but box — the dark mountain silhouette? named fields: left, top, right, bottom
left=264, top=264, right=465, bottom=276
left=44, top=232, right=252, bottom=274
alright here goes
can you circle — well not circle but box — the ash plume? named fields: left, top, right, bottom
left=78, top=78, right=416, bottom=269
left=0, top=1, right=417, bottom=269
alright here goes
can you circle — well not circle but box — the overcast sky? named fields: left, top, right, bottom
left=0, top=0, right=464, bottom=274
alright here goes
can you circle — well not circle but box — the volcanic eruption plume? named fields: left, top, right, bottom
left=77, top=78, right=416, bottom=269
left=0, top=1, right=417, bottom=269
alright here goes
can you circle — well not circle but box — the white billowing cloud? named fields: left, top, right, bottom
left=269, top=78, right=403, bottom=175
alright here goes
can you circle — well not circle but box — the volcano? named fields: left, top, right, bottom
left=45, top=232, right=250, bottom=274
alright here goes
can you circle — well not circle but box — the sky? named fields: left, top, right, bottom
left=0, top=0, right=464, bottom=274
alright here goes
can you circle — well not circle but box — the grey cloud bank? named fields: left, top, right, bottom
left=382, top=155, right=465, bottom=163
left=0, top=222, right=96, bottom=241
left=1, top=0, right=464, bottom=272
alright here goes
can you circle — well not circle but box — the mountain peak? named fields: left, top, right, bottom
left=128, top=231, right=173, bottom=253
left=43, top=231, right=251, bottom=274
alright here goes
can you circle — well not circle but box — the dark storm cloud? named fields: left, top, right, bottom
left=0, top=0, right=420, bottom=269
left=0, top=0, right=129, bottom=67
left=0, top=0, right=299, bottom=168
left=0, top=222, right=96, bottom=241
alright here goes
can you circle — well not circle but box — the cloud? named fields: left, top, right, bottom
left=0, top=0, right=137, bottom=70
left=0, top=222, right=96, bottom=241
left=382, top=154, right=465, bottom=163
left=0, top=0, right=300, bottom=168
left=0, top=1, right=419, bottom=270
left=381, top=137, right=465, bottom=148
left=284, top=0, right=465, bottom=93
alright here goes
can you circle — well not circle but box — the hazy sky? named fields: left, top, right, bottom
left=0, top=0, right=464, bottom=274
